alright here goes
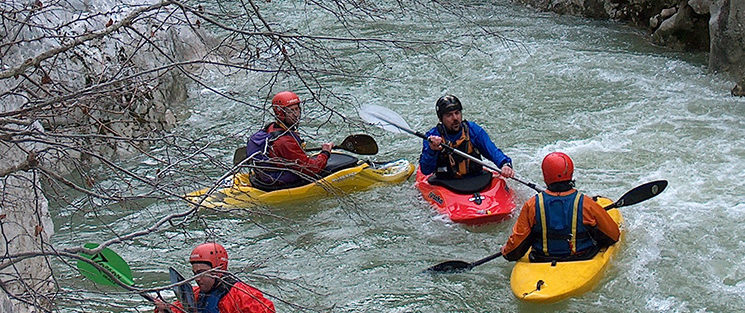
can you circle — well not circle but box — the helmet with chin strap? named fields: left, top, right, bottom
left=435, top=94, right=463, bottom=120
left=272, top=91, right=301, bottom=122
left=189, top=242, right=228, bottom=271
left=541, top=152, right=574, bottom=185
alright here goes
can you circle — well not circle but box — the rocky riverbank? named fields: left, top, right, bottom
left=0, top=1, right=211, bottom=311
left=514, top=0, right=745, bottom=96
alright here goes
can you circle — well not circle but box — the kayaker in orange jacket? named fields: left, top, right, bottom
left=247, top=91, right=333, bottom=190
left=501, top=152, right=620, bottom=262
left=154, top=243, right=275, bottom=313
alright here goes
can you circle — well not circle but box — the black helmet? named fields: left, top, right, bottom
left=436, top=95, right=462, bottom=119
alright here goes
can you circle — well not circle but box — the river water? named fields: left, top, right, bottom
left=52, top=1, right=745, bottom=312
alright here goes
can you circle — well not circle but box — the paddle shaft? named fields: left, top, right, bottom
left=368, top=111, right=543, bottom=192
left=470, top=252, right=503, bottom=268
left=305, top=146, right=337, bottom=152
left=435, top=143, right=542, bottom=192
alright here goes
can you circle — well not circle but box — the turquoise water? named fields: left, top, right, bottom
left=52, top=1, right=745, bottom=312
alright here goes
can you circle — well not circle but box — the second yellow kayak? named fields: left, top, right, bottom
left=510, top=197, right=624, bottom=303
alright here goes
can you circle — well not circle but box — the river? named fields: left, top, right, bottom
left=52, top=1, right=744, bottom=312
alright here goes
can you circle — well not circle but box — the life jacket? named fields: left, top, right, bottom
left=188, top=280, right=275, bottom=313
left=196, top=281, right=230, bottom=313
left=531, top=191, right=595, bottom=257
left=247, top=123, right=305, bottom=185
left=435, top=121, right=483, bottom=179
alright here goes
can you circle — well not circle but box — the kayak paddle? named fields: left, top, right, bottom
left=425, top=252, right=503, bottom=273
left=425, top=180, right=668, bottom=273
left=77, top=242, right=135, bottom=286
left=233, top=133, right=378, bottom=166
left=602, top=180, right=667, bottom=211
left=77, top=243, right=174, bottom=312
left=359, top=104, right=543, bottom=192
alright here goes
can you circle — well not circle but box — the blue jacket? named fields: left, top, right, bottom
left=419, top=121, right=511, bottom=175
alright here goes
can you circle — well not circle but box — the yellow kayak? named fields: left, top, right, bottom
left=185, top=153, right=415, bottom=208
left=510, top=197, right=624, bottom=303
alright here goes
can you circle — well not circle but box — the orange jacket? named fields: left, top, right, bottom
left=162, top=281, right=275, bottom=313
left=501, top=189, right=620, bottom=261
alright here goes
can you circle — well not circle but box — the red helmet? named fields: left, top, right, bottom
left=541, top=152, right=574, bottom=185
left=272, top=91, right=301, bottom=121
left=189, top=242, right=228, bottom=271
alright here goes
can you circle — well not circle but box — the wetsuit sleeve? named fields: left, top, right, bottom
left=271, top=135, right=329, bottom=176
left=502, top=197, right=536, bottom=261
left=582, top=195, right=620, bottom=247
left=418, top=127, right=440, bottom=175
left=225, top=282, right=276, bottom=313
left=467, top=121, right=512, bottom=168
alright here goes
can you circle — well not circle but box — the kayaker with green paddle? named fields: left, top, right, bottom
left=501, top=152, right=620, bottom=262
left=154, top=242, right=275, bottom=313
left=246, top=91, right=333, bottom=191
left=419, top=94, right=514, bottom=179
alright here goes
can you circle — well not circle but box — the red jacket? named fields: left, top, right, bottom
left=266, top=123, right=329, bottom=177
left=162, top=281, right=275, bottom=313
left=501, top=189, right=620, bottom=261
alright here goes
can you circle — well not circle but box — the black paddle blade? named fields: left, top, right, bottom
left=425, top=261, right=473, bottom=273
left=609, top=180, right=668, bottom=210
left=233, top=147, right=247, bottom=166
left=340, top=134, right=378, bottom=155
left=169, top=267, right=196, bottom=313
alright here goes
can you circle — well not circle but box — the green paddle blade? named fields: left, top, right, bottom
left=77, top=243, right=134, bottom=286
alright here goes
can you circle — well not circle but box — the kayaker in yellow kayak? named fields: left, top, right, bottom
left=419, top=94, right=514, bottom=179
left=501, top=152, right=620, bottom=262
left=247, top=91, right=334, bottom=190
left=154, top=242, right=275, bottom=313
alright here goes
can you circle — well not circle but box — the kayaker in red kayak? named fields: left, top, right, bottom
left=246, top=91, right=333, bottom=190
left=419, top=94, right=514, bottom=179
left=154, top=242, right=275, bottom=313
left=501, top=152, right=620, bottom=262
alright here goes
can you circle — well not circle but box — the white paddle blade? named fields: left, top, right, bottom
left=359, top=104, right=412, bottom=134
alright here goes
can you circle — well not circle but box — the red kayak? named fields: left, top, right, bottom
left=415, top=168, right=516, bottom=225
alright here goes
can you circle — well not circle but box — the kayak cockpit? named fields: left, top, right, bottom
left=426, top=171, right=493, bottom=194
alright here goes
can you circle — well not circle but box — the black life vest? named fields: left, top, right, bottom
left=435, top=121, right=483, bottom=179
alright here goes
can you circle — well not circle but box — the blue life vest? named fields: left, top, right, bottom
left=196, top=283, right=230, bottom=313
left=531, top=191, right=595, bottom=256
left=246, top=124, right=304, bottom=185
